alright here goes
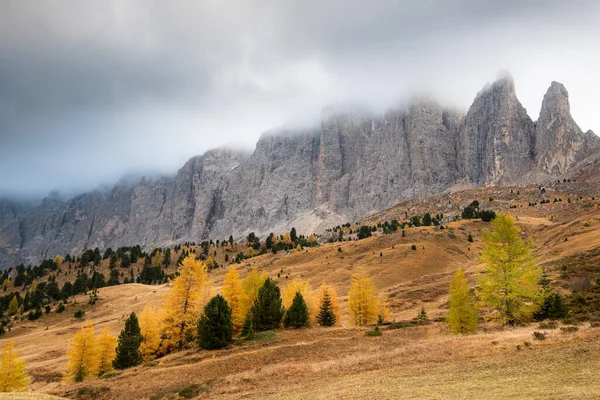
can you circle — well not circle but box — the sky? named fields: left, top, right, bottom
left=1, top=0, right=599, bottom=199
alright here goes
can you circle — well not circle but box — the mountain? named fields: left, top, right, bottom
left=1, top=75, right=598, bottom=269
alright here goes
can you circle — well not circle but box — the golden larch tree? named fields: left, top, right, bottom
left=239, top=267, right=268, bottom=322
left=160, top=255, right=210, bottom=351
left=283, top=232, right=292, bottom=245
left=478, top=214, right=542, bottom=326
left=96, top=326, right=117, bottom=376
left=54, top=255, right=62, bottom=266
left=65, top=320, right=99, bottom=382
left=8, top=296, right=18, bottom=316
left=0, top=340, right=29, bottom=392
left=447, top=268, right=478, bottom=334
left=222, top=266, right=244, bottom=331
left=151, top=252, right=162, bottom=267
left=316, top=283, right=341, bottom=326
left=139, top=305, right=161, bottom=361
left=1, top=279, right=10, bottom=291
left=347, top=268, right=380, bottom=326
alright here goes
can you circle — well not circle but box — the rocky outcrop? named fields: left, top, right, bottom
left=458, top=75, right=536, bottom=185
left=1, top=76, right=598, bottom=269
left=536, top=82, right=599, bottom=175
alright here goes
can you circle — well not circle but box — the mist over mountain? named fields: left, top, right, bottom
left=0, top=75, right=598, bottom=269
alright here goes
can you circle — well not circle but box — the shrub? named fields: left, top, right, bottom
left=411, top=245, right=417, bottom=251
left=74, top=309, right=85, bottom=318
left=534, top=293, right=569, bottom=321
left=388, top=321, right=413, bottom=329
left=57, top=302, right=65, bottom=313
left=560, top=326, right=578, bottom=333
left=198, top=295, right=233, bottom=350
left=532, top=331, right=546, bottom=341
left=538, top=321, right=558, bottom=329
left=366, top=326, right=382, bottom=336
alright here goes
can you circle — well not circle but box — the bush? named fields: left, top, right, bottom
left=283, top=292, right=309, bottom=328
left=74, top=309, right=85, bottom=318
left=28, top=308, right=42, bottom=321
left=366, top=326, right=382, bottom=336
left=534, top=293, right=569, bottom=321
left=388, top=321, right=413, bottom=329
left=560, top=326, right=578, bottom=333
left=411, top=245, right=417, bottom=251
left=538, top=321, right=558, bottom=329
left=198, top=295, right=233, bottom=350
left=532, top=331, right=546, bottom=341
left=57, top=302, right=65, bottom=313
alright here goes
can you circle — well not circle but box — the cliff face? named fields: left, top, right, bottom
left=1, top=77, right=598, bottom=268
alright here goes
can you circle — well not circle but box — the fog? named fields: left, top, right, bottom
left=1, top=0, right=599, bottom=199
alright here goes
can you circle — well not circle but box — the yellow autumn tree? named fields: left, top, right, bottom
left=222, top=266, right=244, bottom=331
left=0, top=340, right=29, bottom=392
left=96, top=327, right=117, bottom=376
left=347, top=268, right=380, bottom=326
left=1, top=279, right=9, bottom=291
left=447, top=268, right=478, bottom=334
left=316, top=283, right=341, bottom=326
left=283, top=232, right=292, bottom=245
left=8, top=296, right=18, bottom=316
left=65, top=320, right=99, bottom=382
left=307, top=234, right=318, bottom=244
left=139, top=305, right=161, bottom=361
left=478, top=214, right=542, bottom=326
left=378, top=296, right=391, bottom=323
left=54, top=255, right=63, bottom=266
left=160, top=255, right=210, bottom=351
left=239, top=267, right=268, bottom=322
left=151, top=252, right=162, bottom=267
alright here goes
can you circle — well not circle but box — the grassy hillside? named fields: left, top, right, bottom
left=1, top=182, right=600, bottom=399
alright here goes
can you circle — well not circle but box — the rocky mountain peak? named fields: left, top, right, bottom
left=535, top=81, right=597, bottom=175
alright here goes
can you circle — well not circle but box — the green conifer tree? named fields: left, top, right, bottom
left=113, top=312, right=143, bottom=370
left=250, top=278, right=284, bottom=331
left=198, top=295, right=233, bottom=350
left=283, top=292, right=309, bottom=328
left=317, top=291, right=336, bottom=327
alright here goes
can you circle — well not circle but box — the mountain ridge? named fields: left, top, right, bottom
left=0, top=75, right=598, bottom=269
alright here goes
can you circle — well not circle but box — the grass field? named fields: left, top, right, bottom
left=1, top=183, right=600, bottom=399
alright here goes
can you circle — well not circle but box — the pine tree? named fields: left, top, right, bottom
left=478, top=214, right=542, bottom=325
left=347, top=268, right=380, bottom=326
left=198, top=295, right=233, bottom=350
left=317, top=287, right=337, bottom=327
left=316, top=284, right=341, bottom=326
left=113, top=313, right=143, bottom=370
left=8, top=296, right=18, bottom=316
left=163, top=248, right=171, bottom=267
left=0, top=340, right=29, bottom=392
left=447, top=268, right=478, bottom=334
left=239, top=268, right=268, bottom=328
left=66, top=321, right=99, bottom=382
left=96, top=327, right=117, bottom=376
left=282, top=277, right=317, bottom=323
left=139, top=305, right=161, bottom=361
left=283, top=292, right=309, bottom=328
left=250, top=278, right=284, bottom=331
left=221, top=266, right=244, bottom=332
left=160, top=255, right=210, bottom=351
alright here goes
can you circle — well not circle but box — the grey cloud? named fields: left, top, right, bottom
left=1, top=0, right=599, bottom=199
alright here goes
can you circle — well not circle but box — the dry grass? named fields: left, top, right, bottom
left=2, top=183, right=600, bottom=399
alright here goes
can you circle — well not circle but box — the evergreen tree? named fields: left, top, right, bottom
left=317, top=285, right=338, bottom=327
left=250, top=278, right=284, bottom=331
left=422, top=213, right=432, bottom=226
left=163, top=249, right=171, bottom=267
left=113, top=313, right=143, bottom=370
left=533, top=292, right=569, bottom=321
left=198, top=295, right=233, bottom=350
left=283, top=292, right=309, bottom=328
left=447, top=268, right=478, bottom=334
left=0, top=340, right=30, bottom=392
left=290, top=227, right=298, bottom=242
